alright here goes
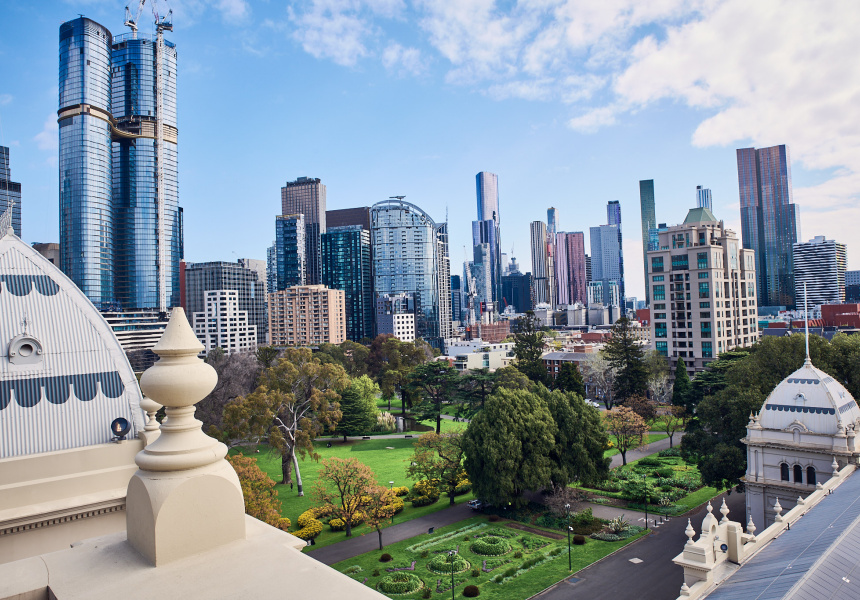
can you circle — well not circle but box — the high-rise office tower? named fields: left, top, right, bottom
left=606, top=200, right=624, bottom=302
left=0, top=147, right=22, bottom=237
left=589, top=224, right=623, bottom=308
left=321, top=225, right=373, bottom=342
left=59, top=16, right=181, bottom=312
left=793, top=236, right=847, bottom=307
left=282, top=177, right=326, bottom=285
left=474, top=172, right=502, bottom=307
left=501, top=271, right=532, bottom=313
left=566, top=232, right=587, bottom=304
left=639, top=181, right=656, bottom=304
left=530, top=221, right=549, bottom=305
left=696, top=186, right=713, bottom=211
left=266, top=243, right=276, bottom=295
left=470, top=243, right=493, bottom=308
left=185, top=262, right=267, bottom=347
left=371, top=198, right=452, bottom=348
left=326, top=207, right=371, bottom=231
left=737, top=144, right=800, bottom=308
left=846, top=271, right=860, bottom=303
left=554, top=232, right=570, bottom=305
left=275, top=214, right=306, bottom=291
left=585, top=254, right=592, bottom=284
left=545, top=208, right=558, bottom=307
left=451, top=275, right=462, bottom=323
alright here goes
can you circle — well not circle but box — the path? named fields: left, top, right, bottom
left=306, top=502, right=474, bottom=565
left=610, top=436, right=673, bottom=468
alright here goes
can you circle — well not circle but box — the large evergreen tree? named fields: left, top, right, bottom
left=603, top=317, right=648, bottom=402
left=553, top=362, right=585, bottom=398
left=513, top=311, right=549, bottom=386
left=409, top=361, right=461, bottom=434
left=672, top=357, right=692, bottom=411
left=336, top=376, right=380, bottom=441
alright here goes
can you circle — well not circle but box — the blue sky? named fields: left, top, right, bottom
left=1, top=0, right=858, bottom=300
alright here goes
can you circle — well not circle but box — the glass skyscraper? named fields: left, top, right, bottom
left=0, top=146, right=21, bottom=237
left=321, top=225, right=373, bottom=342
left=565, top=232, right=587, bottom=305
left=606, top=200, right=624, bottom=302
left=639, top=180, right=656, bottom=305
left=737, top=144, right=799, bottom=308
left=282, top=177, right=326, bottom=285
left=529, top=220, right=549, bottom=305
left=371, top=199, right=452, bottom=349
left=59, top=16, right=181, bottom=312
left=696, top=186, right=713, bottom=211
left=589, top=223, right=623, bottom=308
left=275, top=214, right=306, bottom=291
left=474, top=172, right=502, bottom=307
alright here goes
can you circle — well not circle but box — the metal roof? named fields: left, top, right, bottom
left=706, top=472, right=860, bottom=600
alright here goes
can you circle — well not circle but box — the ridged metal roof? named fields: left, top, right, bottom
left=0, top=230, right=143, bottom=458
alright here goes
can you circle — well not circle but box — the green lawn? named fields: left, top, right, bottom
left=603, top=433, right=669, bottom=458
left=333, top=516, right=647, bottom=599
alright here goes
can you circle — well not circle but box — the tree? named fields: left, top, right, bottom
left=459, top=368, right=496, bottom=417
left=316, top=340, right=371, bottom=378
left=579, top=352, right=618, bottom=409
left=226, top=453, right=292, bottom=531
left=463, top=388, right=557, bottom=508
left=603, top=406, right=648, bottom=466
left=672, top=358, right=692, bottom=411
left=363, top=484, right=398, bottom=550
left=624, top=395, right=658, bottom=430
left=367, top=335, right=432, bottom=414
left=644, top=350, right=672, bottom=404
left=553, top=362, right=585, bottom=398
left=255, top=346, right=280, bottom=370
left=406, top=432, right=466, bottom=506
left=603, top=317, right=648, bottom=402
left=312, top=457, right=376, bottom=537
left=663, top=405, right=688, bottom=448
left=536, top=386, right=610, bottom=488
left=409, top=361, right=461, bottom=434
left=198, top=350, right=260, bottom=436
left=513, top=311, right=549, bottom=385
left=223, top=348, right=349, bottom=495
left=493, top=365, right=532, bottom=392
left=336, top=375, right=380, bottom=441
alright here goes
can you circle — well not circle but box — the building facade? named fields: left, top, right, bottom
left=321, top=225, right=373, bottom=342
left=281, top=177, right=326, bottom=285
left=589, top=223, right=623, bottom=309
left=566, top=232, right=587, bottom=304
left=32, top=242, right=60, bottom=265
left=375, top=292, right=416, bottom=342
left=647, top=207, right=759, bottom=371
left=371, top=199, right=452, bottom=348
left=451, top=274, right=462, bottom=323
left=530, top=220, right=549, bottom=305
left=554, top=232, right=570, bottom=305
left=737, top=144, right=800, bottom=308
left=0, top=146, right=21, bottom=237
left=191, top=290, right=257, bottom=355
left=59, top=17, right=182, bottom=313
left=501, top=271, right=532, bottom=313
left=639, top=180, right=656, bottom=305
left=275, top=214, right=306, bottom=291
left=792, top=236, right=847, bottom=307
left=474, top=171, right=502, bottom=306
left=183, top=261, right=267, bottom=346
left=696, top=185, right=713, bottom=211
left=268, top=285, right=345, bottom=347
left=326, top=206, right=371, bottom=231
left=847, top=270, right=860, bottom=303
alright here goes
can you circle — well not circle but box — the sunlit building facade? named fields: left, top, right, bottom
left=639, top=180, right=656, bottom=304
left=321, top=225, right=373, bottom=341
left=0, top=147, right=22, bottom=237
left=282, top=177, right=326, bottom=285
left=275, top=214, right=306, bottom=291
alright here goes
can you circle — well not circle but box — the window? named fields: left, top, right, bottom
left=698, top=272, right=709, bottom=279
left=794, top=464, right=803, bottom=483
left=702, top=342, right=713, bottom=358
left=654, top=313, right=666, bottom=320
left=653, top=285, right=665, bottom=301
left=652, top=275, right=664, bottom=282
left=700, top=302, right=711, bottom=308
left=700, top=322, right=712, bottom=338
left=655, top=323, right=667, bottom=338
left=654, top=303, right=666, bottom=310
left=656, top=341, right=668, bottom=357
left=699, top=282, right=710, bottom=298
left=652, top=257, right=664, bottom=272
left=697, top=252, right=708, bottom=269
left=780, top=463, right=789, bottom=481
left=672, top=255, right=689, bottom=271
left=807, top=466, right=816, bottom=486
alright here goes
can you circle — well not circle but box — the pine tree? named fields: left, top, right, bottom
left=603, top=317, right=648, bottom=402
left=553, top=362, right=586, bottom=398
left=672, top=357, right=692, bottom=411
left=337, top=376, right=379, bottom=441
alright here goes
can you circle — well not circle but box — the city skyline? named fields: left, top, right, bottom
left=1, top=3, right=859, bottom=301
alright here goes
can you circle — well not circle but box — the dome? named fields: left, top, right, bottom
left=0, top=228, right=144, bottom=458
left=758, top=358, right=860, bottom=434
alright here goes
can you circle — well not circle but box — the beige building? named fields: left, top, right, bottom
left=269, top=284, right=346, bottom=346
left=192, top=290, right=258, bottom=355
left=647, top=207, right=759, bottom=372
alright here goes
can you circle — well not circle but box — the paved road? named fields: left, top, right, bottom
left=532, top=490, right=746, bottom=600
left=610, top=436, right=673, bottom=468
left=307, top=502, right=475, bottom=565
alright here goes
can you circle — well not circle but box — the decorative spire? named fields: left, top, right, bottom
left=746, top=516, right=756, bottom=536
left=773, top=498, right=783, bottom=522
left=719, top=498, right=730, bottom=524
left=832, top=457, right=840, bottom=476
left=685, top=519, right=696, bottom=545
left=0, top=198, right=14, bottom=236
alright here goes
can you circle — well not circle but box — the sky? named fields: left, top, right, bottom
left=1, top=0, right=859, bottom=301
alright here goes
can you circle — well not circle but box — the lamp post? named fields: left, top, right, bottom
left=565, top=503, right=571, bottom=571
left=643, top=474, right=649, bottom=531
left=448, top=550, right=456, bottom=600
left=389, top=481, right=394, bottom=489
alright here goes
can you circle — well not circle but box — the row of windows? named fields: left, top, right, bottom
left=781, top=463, right=816, bottom=485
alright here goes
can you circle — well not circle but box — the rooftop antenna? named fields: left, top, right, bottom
left=804, top=282, right=810, bottom=364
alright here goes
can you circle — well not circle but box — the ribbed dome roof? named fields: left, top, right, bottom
left=758, top=359, right=859, bottom=434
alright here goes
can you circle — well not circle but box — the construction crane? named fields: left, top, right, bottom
left=124, top=0, right=173, bottom=314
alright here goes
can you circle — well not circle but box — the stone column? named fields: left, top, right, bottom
left=126, top=308, right=245, bottom=565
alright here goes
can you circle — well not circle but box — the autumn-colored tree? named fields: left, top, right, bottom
left=406, top=432, right=466, bottom=505
left=603, top=406, right=648, bottom=466
left=363, top=484, right=398, bottom=550
left=223, top=348, right=349, bottom=495
left=663, top=404, right=688, bottom=448
left=226, top=453, right=291, bottom=531
left=624, top=395, right=658, bottom=430
left=312, top=456, right=377, bottom=537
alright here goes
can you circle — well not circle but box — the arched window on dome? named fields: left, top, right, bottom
left=780, top=463, right=789, bottom=481
left=807, top=466, right=816, bottom=486
left=793, top=464, right=803, bottom=483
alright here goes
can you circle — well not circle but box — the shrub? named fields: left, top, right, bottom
left=513, top=551, right=523, bottom=558
left=411, top=495, right=439, bottom=507
left=464, top=536, right=471, bottom=541
left=571, top=508, right=595, bottom=527
left=471, top=535, right=511, bottom=556
left=376, top=411, right=397, bottom=433
left=503, top=567, right=518, bottom=578
left=453, top=481, right=473, bottom=496
left=225, top=454, right=292, bottom=532
left=471, top=568, right=481, bottom=578
left=655, top=468, right=674, bottom=479
left=607, top=515, right=630, bottom=534
left=329, top=518, right=345, bottom=531
left=377, top=572, right=422, bottom=594
left=488, top=515, right=500, bottom=522
left=422, top=589, right=432, bottom=599
left=573, top=535, right=586, bottom=545
left=372, top=569, right=381, bottom=577
left=344, top=565, right=362, bottom=574
left=591, top=532, right=623, bottom=542
left=659, top=447, right=681, bottom=457
left=380, top=553, right=393, bottom=562
left=463, top=584, right=480, bottom=597
left=428, top=553, right=470, bottom=574
left=392, top=486, right=410, bottom=497
left=412, top=479, right=440, bottom=499
left=548, top=547, right=562, bottom=556
left=638, top=456, right=661, bottom=467
left=294, top=507, right=324, bottom=540
left=421, top=550, right=430, bottom=559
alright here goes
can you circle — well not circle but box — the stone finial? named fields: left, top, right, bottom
left=837, top=422, right=847, bottom=438
left=747, top=412, right=755, bottom=428
left=719, top=498, right=730, bottom=524
left=685, top=519, right=696, bottom=545
left=138, top=396, right=162, bottom=445
left=746, top=516, right=756, bottom=536
left=773, top=498, right=784, bottom=522
left=832, top=457, right=840, bottom=476
left=797, top=495, right=805, bottom=506
left=126, top=308, right=245, bottom=566
left=680, top=582, right=691, bottom=596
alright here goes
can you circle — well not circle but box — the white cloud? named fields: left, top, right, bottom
left=567, top=106, right=619, bottom=133
left=0, top=94, right=11, bottom=106
left=34, top=116, right=58, bottom=152
left=382, top=43, right=427, bottom=75
left=216, top=0, right=250, bottom=21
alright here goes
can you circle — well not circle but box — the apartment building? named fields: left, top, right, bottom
left=191, top=290, right=258, bottom=355
left=269, top=285, right=346, bottom=347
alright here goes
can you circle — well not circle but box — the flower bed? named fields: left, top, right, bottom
left=471, top=535, right=511, bottom=556
left=406, top=523, right=487, bottom=553
left=427, top=553, right=471, bottom=574
left=377, top=572, right=423, bottom=594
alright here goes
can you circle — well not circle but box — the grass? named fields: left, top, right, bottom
left=603, top=433, right=669, bottom=458
left=230, top=439, right=475, bottom=550
left=333, top=516, right=647, bottom=599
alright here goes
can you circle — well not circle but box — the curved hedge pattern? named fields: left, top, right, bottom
left=377, top=572, right=423, bottom=594
left=470, top=535, right=510, bottom=556
left=427, top=553, right=470, bottom=574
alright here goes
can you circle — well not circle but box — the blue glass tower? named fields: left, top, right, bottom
left=321, top=225, right=373, bottom=341
left=0, top=146, right=22, bottom=237
left=275, top=214, right=306, bottom=291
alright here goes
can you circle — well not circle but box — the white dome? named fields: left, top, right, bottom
left=758, top=359, right=860, bottom=434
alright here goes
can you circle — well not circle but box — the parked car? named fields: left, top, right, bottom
left=468, top=499, right=483, bottom=510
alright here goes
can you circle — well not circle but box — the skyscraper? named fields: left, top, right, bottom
left=501, top=272, right=532, bottom=313
left=530, top=221, right=549, bottom=305
left=566, top=232, right=587, bottom=304
left=59, top=16, right=181, bottom=312
left=737, top=144, right=800, bottom=308
left=554, top=232, right=570, bottom=305
left=589, top=224, right=623, bottom=309
left=474, top=172, right=502, bottom=307
left=275, top=214, right=306, bottom=291
left=321, top=225, right=373, bottom=342
left=696, top=186, right=713, bottom=211
left=371, top=198, right=452, bottom=348
left=606, top=200, right=624, bottom=302
left=545, top=208, right=558, bottom=307
left=0, top=146, right=22, bottom=237
left=793, top=236, right=846, bottom=307
left=451, top=275, right=462, bottom=323
left=282, top=177, right=326, bottom=285
left=639, top=180, right=656, bottom=304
